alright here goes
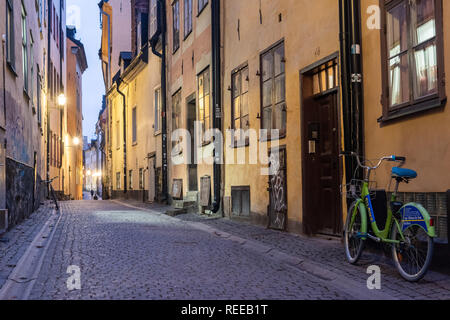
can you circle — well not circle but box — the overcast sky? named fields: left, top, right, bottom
left=66, top=0, right=104, bottom=142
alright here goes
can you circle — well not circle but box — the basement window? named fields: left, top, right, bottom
left=231, top=186, right=250, bottom=217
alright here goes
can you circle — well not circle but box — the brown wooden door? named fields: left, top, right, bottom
left=268, top=146, right=287, bottom=231
left=302, top=92, right=341, bottom=235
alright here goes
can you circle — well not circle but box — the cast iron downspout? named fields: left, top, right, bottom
left=59, top=0, right=63, bottom=191
left=46, top=0, right=52, bottom=194
left=339, top=0, right=365, bottom=186
left=150, top=0, right=168, bottom=203
left=339, top=0, right=353, bottom=190
left=211, top=0, right=221, bottom=213
left=116, top=78, right=127, bottom=194
left=350, top=0, right=365, bottom=164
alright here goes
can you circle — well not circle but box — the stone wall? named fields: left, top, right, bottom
left=5, top=158, right=44, bottom=228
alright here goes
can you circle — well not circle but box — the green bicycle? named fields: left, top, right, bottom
left=341, top=152, right=435, bottom=282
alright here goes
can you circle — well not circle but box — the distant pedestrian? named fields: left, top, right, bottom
left=90, top=190, right=94, bottom=198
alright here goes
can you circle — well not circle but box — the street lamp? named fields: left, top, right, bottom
left=57, top=94, right=67, bottom=106
left=73, top=137, right=80, bottom=146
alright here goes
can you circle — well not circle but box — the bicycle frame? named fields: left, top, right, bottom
left=348, top=155, right=436, bottom=243
left=351, top=182, right=403, bottom=244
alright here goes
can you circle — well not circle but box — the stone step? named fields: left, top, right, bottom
left=165, top=208, right=188, bottom=217
left=172, top=200, right=196, bottom=209
left=185, top=191, right=199, bottom=202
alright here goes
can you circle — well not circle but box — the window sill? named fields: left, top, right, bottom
left=378, top=96, right=446, bottom=125
left=259, top=132, right=286, bottom=142
left=6, top=61, right=18, bottom=77
left=154, top=131, right=161, bottom=137
left=197, top=5, right=208, bottom=17
left=23, top=89, right=30, bottom=101
left=201, top=140, right=213, bottom=147
left=230, top=138, right=249, bottom=149
left=132, top=141, right=138, bottom=147
left=183, top=31, right=192, bottom=41
left=173, top=47, right=180, bottom=55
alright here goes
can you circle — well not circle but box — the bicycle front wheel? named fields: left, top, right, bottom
left=344, top=201, right=365, bottom=264
left=391, top=222, right=434, bottom=282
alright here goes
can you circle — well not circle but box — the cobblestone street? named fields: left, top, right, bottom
left=1, top=200, right=450, bottom=300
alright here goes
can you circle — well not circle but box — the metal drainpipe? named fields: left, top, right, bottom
left=350, top=0, right=365, bottom=166
left=161, top=0, right=168, bottom=204
left=116, top=78, right=127, bottom=194
left=211, top=0, right=221, bottom=214
left=46, top=0, right=52, bottom=195
left=150, top=0, right=168, bottom=203
left=339, top=0, right=353, bottom=189
left=339, top=0, right=364, bottom=185
left=59, top=0, right=63, bottom=192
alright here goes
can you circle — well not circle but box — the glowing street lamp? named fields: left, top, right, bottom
left=57, top=94, right=67, bottom=106
left=73, top=137, right=80, bottom=146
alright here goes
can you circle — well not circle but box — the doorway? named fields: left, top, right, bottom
left=301, top=55, right=342, bottom=236
left=187, top=96, right=198, bottom=191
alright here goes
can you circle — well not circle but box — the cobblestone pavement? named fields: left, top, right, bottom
left=0, top=202, right=55, bottom=289
left=120, top=200, right=450, bottom=300
left=2, top=200, right=449, bottom=300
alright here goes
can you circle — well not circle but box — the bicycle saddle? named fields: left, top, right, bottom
left=391, top=167, right=417, bottom=179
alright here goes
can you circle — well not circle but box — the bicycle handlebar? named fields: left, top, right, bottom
left=340, top=152, right=405, bottom=171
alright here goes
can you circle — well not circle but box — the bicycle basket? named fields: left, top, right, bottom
left=340, top=179, right=377, bottom=199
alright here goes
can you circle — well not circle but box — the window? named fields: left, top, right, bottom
left=198, top=68, right=211, bottom=137
left=232, top=65, right=250, bottom=144
left=198, top=0, right=208, bottom=14
left=381, top=0, right=445, bottom=120
left=22, top=3, right=29, bottom=93
left=231, top=186, right=250, bottom=217
left=49, top=130, right=53, bottom=165
left=37, top=72, right=42, bottom=125
left=172, top=90, right=181, bottom=149
left=172, top=0, right=180, bottom=53
left=184, top=0, right=192, bottom=38
left=6, top=0, right=15, bottom=67
left=260, top=41, right=286, bottom=136
left=38, top=0, right=43, bottom=31
left=30, top=34, right=34, bottom=105
left=312, top=59, right=339, bottom=95
left=139, top=168, right=144, bottom=190
left=132, top=107, right=137, bottom=144
left=149, top=0, right=158, bottom=39
left=116, top=120, right=120, bottom=149
left=116, top=172, right=121, bottom=190
left=56, top=15, right=59, bottom=47
left=129, top=170, right=133, bottom=190
left=154, top=88, right=161, bottom=133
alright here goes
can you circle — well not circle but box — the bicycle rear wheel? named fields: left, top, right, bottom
left=344, top=201, right=365, bottom=264
left=391, top=223, right=434, bottom=282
